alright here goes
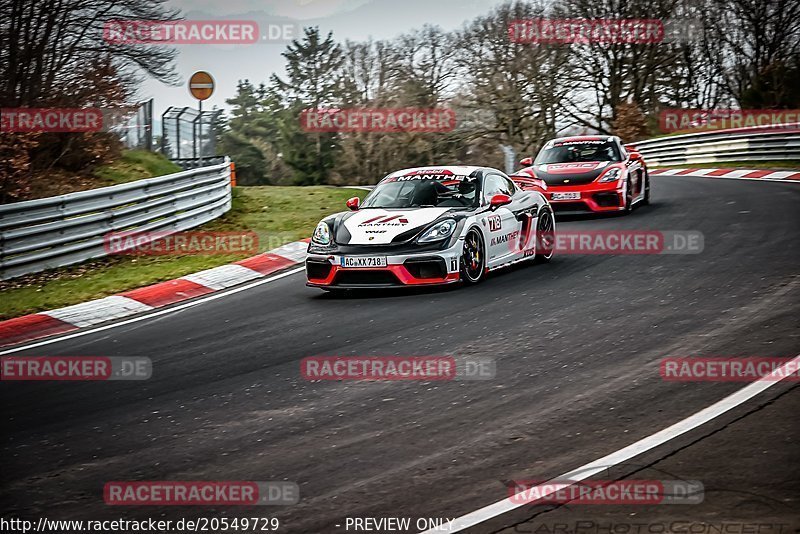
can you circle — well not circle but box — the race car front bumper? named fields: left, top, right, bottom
left=306, top=242, right=463, bottom=288
left=545, top=179, right=625, bottom=213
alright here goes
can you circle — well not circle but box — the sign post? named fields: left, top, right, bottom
left=188, top=71, right=215, bottom=166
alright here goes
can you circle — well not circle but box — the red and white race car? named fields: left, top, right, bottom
left=511, top=136, right=649, bottom=214
left=305, top=166, right=555, bottom=291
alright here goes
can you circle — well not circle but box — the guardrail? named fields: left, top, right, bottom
left=630, top=124, right=800, bottom=166
left=0, top=157, right=232, bottom=280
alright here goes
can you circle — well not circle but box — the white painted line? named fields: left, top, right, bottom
left=420, top=354, right=800, bottom=533
left=182, top=264, right=262, bottom=290
left=694, top=174, right=798, bottom=183
left=684, top=168, right=717, bottom=176
left=271, top=241, right=309, bottom=263
left=0, top=267, right=305, bottom=355
left=654, top=168, right=686, bottom=175
left=723, top=169, right=757, bottom=178
left=764, top=171, right=798, bottom=179
left=44, top=296, right=153, bottom=328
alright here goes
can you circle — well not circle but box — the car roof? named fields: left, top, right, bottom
left=549, top=135, right=617, bottom=144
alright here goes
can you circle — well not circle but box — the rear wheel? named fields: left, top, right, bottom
left=642, top=171, right=650, bottom=205
left=460, top=228, right=485, bottom=284
left=535, top=209, right=555, bottom=263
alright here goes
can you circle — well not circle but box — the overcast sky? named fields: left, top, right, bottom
left=138, top=0, right=508, bottom=118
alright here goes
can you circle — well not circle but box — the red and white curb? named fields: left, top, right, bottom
left=0, top=239, right=310, bottom=348
left=651, top=167, right=800, bottom=182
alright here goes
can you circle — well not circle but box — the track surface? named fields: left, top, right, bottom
left=2, top=175, right=799, bottom=532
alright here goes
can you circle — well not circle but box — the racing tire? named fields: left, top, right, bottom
left=534, top=208, right=555, bottom=264
left=622, top=176, right=633, bottom=214
left=460, top=228, right=485, bottom=284
left=642, top=171, right=650, bottom=205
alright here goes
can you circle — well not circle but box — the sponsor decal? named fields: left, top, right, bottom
left=1, top=356, right=151, bottom=381
left=488, top=215, right=502, bottom=232
left=491, top=230, right=519, bottom=246
left=507, top=479, right=704, bottom=505
left=104, top=231, right=259, bottom=256
left=509, top=19, right=665, bottom=44
left=104, top=481, right=298, bottom=505
left=300, top=108, right=456, bottom=133
left=660, top=357, right=800, bottom=382
left=358, top=215, right=410, bottom=226
left=660, top=108, right=800, bottom=132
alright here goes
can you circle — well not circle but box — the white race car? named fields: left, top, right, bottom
left=306, top=166, right=554, bottom=290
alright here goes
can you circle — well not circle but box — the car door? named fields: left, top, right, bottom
left=482, top=173, right=522, bottom=267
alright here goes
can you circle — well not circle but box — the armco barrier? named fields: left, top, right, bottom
left=0, top=158, right=232, bottom=280
left=629, top=123, right=800, bottom=166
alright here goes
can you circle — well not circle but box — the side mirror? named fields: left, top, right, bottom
left=629, top=151, right=642, bottom=162
left=346, top=197, right=360, bottom=211
left=519, top=157, right=533, bottom=167
left=489, top=193, right=512, bottom=210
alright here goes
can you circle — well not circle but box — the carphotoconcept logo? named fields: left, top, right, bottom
left=1, top=357, right=151, bottom=381
left=104, top=481, right=299, bottom=505
left=104, top=231, right=259, bottom=256
left=508, top=19, right=665, bottom=44
left=300, top=108, right=456, bottom=133
left=301, top=356, right=495, bottom=381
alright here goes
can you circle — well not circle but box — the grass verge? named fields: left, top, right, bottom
left=94, top=150, right=182, bottom=184
left=0, top=186, right=365, bottom=320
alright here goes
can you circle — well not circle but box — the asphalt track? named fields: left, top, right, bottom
left=1, top=175, right=798, bottom=533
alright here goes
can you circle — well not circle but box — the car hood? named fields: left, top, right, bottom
left=535, top=161, right=615, bottom=185
left=341, top=207, right=452, bottom=245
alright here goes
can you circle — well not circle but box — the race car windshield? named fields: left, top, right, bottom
left=535, top=141, right=622, bottom=164
left=361, top=178, right=477, bottom=208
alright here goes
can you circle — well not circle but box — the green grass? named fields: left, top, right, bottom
left=652, top=160, right=800, bottom=170
left=0, top=186, right=365, bottom=320
left=94, top=150, right=182, bottom=184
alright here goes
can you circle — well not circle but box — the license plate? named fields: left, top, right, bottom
left=340, top=256, right=387, bottom=268
left=551, top=192, right=581, bottom=200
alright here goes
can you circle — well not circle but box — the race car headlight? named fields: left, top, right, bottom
left=599, top=168, right=622, bottom=182
left=312, top=222, right=331, bottom=245
left=417, top=219, right=457, bottom=243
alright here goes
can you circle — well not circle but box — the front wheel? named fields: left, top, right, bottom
left=535, top=208, right=555, bottom=263
left=622, top=176, right=633, bottom=214
left=460, top=228, right=485, bottom=284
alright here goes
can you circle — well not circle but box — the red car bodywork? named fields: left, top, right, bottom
left=511, top=136, right=648, bottom=214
